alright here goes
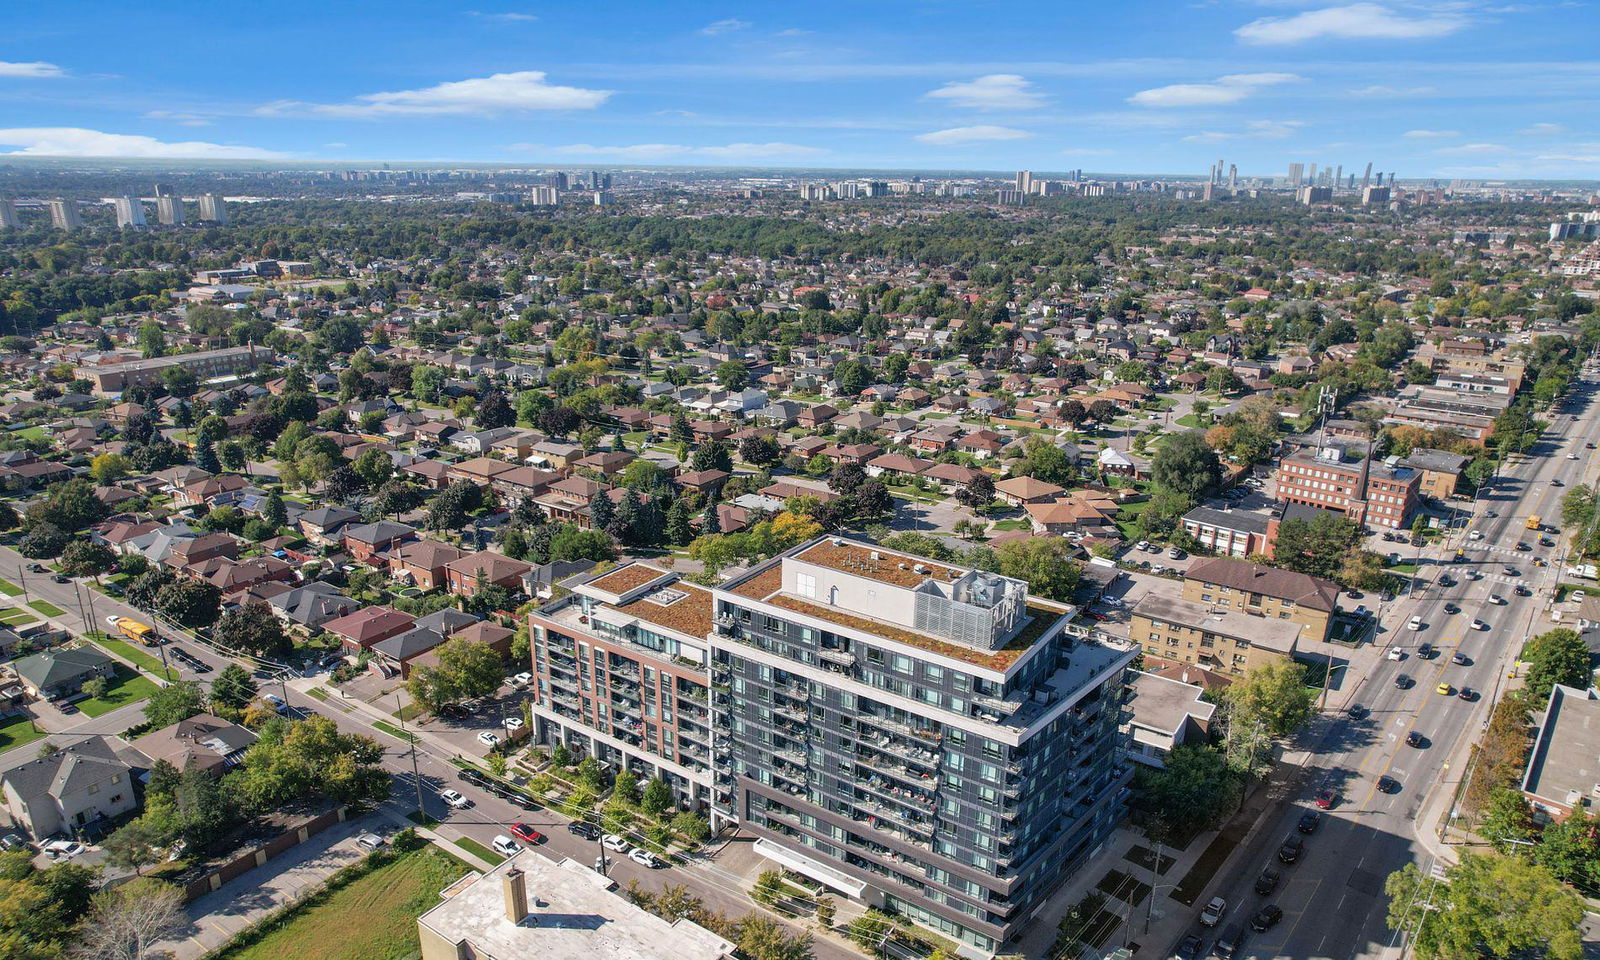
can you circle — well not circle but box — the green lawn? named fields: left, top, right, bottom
left=1175, top=413, right=1205, bottom=428
left=84, top=631, right=177, bottom=681
left=453, top=836, right=502, bottom=865
left=28, top=600, right=66, bottom=617
left=0, top=579, right=22, bottom=597
left=990, top=519, right=1030, bottom=532
left=1113, top=499, right=1152, bottom=541
left=0, top=608, right=37, bottom=626
left=0, top=713, right=45, bottom=754
left=371, top=720, right=417, bottom=743
left=212, top=845, right=467, bottom=960
left=77, top=668, right=159, bottom=718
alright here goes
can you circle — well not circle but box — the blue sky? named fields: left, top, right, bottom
left=2, top=0, right=1597, bottom=178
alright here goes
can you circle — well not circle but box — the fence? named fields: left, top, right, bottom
left=179, top=805, right=348, bottom=902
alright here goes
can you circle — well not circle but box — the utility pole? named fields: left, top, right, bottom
left=397, top=694, right=425, bottom=817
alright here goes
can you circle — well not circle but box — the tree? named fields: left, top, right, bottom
left=194, top=439, right=220, bottom=475
left=1534, top=810, right=1600, bottom=888
left=715, top=360, right=749, bottom=391
left=955, top=472, right=995, bottom=508
left=1136, top=745, right=1243, bottom=837
left=17, top=522, right=67, bottom=559
left=143, top=681, right=206, bottom=728
left=1224, top=660, right=1317, bottom=739
left=1523, top=628, right=1593, bottom=706
left=738, top=434, right=781, bottom=467
left=1271, top=511, right=1364, bottom=582
left=434, top=637, right=507, bottom=703
left=641, top=777, right=674, bottom=816
left=1012, top=436, right=1074, bottom=486
left=0, top=501, right=17, bottom=531
left=995, top=538, right=1081, bottom=601
left=1150, top=430, right=1221, bottom=499
left=477, top=390, right=514, bottom=429
left=1385, top=853, right=1582, bottom=960
left=735, top=915, right=814, bottom=960
left=215, top=601, right=288, bottom=658
left=155, top=580, right=222, bottom=629
left=71, top=877, right=187, bottom=960
left=59, top=541, right=115, bottom=579
left=1477, top=787, right=1537, bottom=854
left=691, top=440, right=733, bottom=473
left=102, top=819, right=167, bottom=877
left=210, top=665, right=258, bottom=711
left=88, top=453, right=132, bottom=485
left=1464, top=695, right=1533, bottom=817
left=261, top=489, right=288, bottom=529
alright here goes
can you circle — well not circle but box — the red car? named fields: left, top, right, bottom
left=1314, top=789, right=1338, bottom=810
left=509, top=822, right=543, bottom=845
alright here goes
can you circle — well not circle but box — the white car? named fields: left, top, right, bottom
left=1200, top=896, right=1227, bottom=927
left=1488, top=594, right=1506, bottom=605
left=1136, top=540, right=1152, bottom=552
left=440, top=789, right=471, bottom=809
left=44, top=839, right=85, bottom=860
left=492, top=835, right=521, bottom=857
left=513, top=672, right=533, bottom=687
left=1407, top=616, right=1423, bottom=631
left=1471, top=619, right=1488, bottom=631
left=1574, top=591, right=1588, bottom=603
left=1468, top=530, right=1484, bottom=541
left=1387, top=646, right=1405, bottom=661
left=1568, top=453, right=1581, bottom=460
left=503, top=717, right=524, bottom=731
left=601, top=833, right=631, bottom=853
left=628, top=847, right=660, bottom=868
left=103, top=615, right=122, bottom=627
left=356, top=833, right=386, bottom=851
left=476, top=731, right=501, bottom=748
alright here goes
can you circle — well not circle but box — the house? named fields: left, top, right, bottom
left=994, top=476, right=1066, bottom=506
left=445, top=552, right=534, bottom=598
left=921, top=462, right=983, bottom=493
left=1121, top=671, right=1217, bottom=769
left=0, top=737, right=136, bottom=840
left=1096, top=446, right=1140, bottom=478
left=342, top=521, right=417, bottom=562
left=174, top=474, right=249, bottom=508
left=1401, top=448, right=1470, bottom=501
left=865, top=453, right=930, bottom=481
left=162, top=531, right=239, bottom=571
left=676, top=469, right=731, bottom=497
left=132, top=714, right=257, bottom=777
left=388, top=539, right=467, bottom=591
left=298, top=505, right=362, bottom=545
left=321, top=606, right=416, bottom=653
left=267, top=582, right=361, bottom=629
left=370, top=627, right=447, bottom=677
left=13, top=647, right=118, bottom=700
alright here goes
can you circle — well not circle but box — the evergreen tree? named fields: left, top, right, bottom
left=702, top=502, right=721, bottom=535
left=588, top=490, right=615, bottom=533
left=666, top=499, right=694, bottom=545
left=195, top=440, right=220, bottom=475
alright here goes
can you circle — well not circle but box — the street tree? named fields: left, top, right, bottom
left=1523, top=628, right=1593, bottom=706
left=210, top=664, right=259, bottom=711
left=143, top=681, right=206, bottom=728
left=70, top=877, right=187, bottom=960
left=1150, top=430, right=1222, bottom=499
left=1385, top=853, right=1582, bottom=960
left=1224, top=660, right=1318, bottom=739
left=215, top=601, right=289, bottom=658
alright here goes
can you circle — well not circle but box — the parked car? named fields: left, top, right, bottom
left=1171, top=934, right=1205, bottom=960
left=476, top=731, right=500, bottom=748
left=440, top=789, right=471, bottom=809
left=629, top=847, right=661, bottom=868
left=1200, top=896, right=1227, bottom=927
left=356, top=833, right=386, bottom=851
left=1212, top=924, right=1245, bottom=959
left=513, top=671, right=533, bottom=686
left=510, top=822, right=543, bottom=845
left=1250, top=905, right=1284, bottom=933
left=1254, top=869, right=1280, bottom=895
left=1277, top=835, right=1304, bottom=863
left=568, top=821, right=601, bottom=840
left=601, top=833, right=631, bottom=852
left=491, top=835, right=521, bottom=857
left=0, top=833, right=29, bottom=852
left=1297, top=811, right=1321, bottom=833
left=43, top=839, right=84, bottom=860
left=503, top=716, right=524, bottom=731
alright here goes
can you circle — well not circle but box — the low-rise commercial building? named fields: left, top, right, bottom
left=78, top=344, right=275, bottom=395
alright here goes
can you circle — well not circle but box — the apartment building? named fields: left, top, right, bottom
left=527, top=564, right=720, bottom=809
left=1275, top=447, right=1419, bottom=529
left=79, top=344, right=275, bottom=395
left=1181, top=556, right=1340, bottom=642
left=1180, top=506, right=1276, bottom=558
left=1130, top=582, right=1302, bottom=676
left=706, top=537, right=1134, bottom=955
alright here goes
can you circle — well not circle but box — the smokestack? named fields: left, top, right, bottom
left=503, top=866, right=530, bottom=925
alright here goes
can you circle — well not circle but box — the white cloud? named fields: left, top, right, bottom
left=700, top=18, right=751, bottom=35
left=1129, top=72, right=1300, bottom=107
left=468, top=11, right=538, bottom=22
left=324, top=142, right=349, bottom=149
left=547, top=142, right=826, bottom=161
left=1534, top=153, right=1600, bottom=164
left=0, top=127, right=285, bottom=159
left=1435, top=142, right=1513, bottom=155
left=925, top=74, right=1047, bottom=110
left=0, top=60, right=65, bottom=78
left=1350, top=84, right=1437, bottom=97
left=1521, top=122, right=1565, bottom=135
left=1182, top=120, right=1303, bottom=142
left=142, top=110, right=211, bottom=127
left=1236, top=3, right=1468, bottom=45
left=1059, top=148, right=1116, bottom=156
left=915, top=125, right=1032, bottom=145
left=1403, top=128, right=1458, bottom=138
left=259, top=71, right=610, bottom=118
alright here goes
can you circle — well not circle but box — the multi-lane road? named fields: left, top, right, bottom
left=1170, top=368, right=1600, bottom=960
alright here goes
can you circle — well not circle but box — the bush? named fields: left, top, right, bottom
left=752, top=869, right=785, bottom=906
left=815, top=897, right=836, bottom=928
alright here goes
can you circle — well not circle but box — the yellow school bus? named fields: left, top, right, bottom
left=117, top=619, right=157, bottom=646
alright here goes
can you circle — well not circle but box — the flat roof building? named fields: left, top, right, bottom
left=1522, top=684, right=1600, bottom=822
left=417, top=851, right=735, bottom=960
left=78, top=344, right=274, bottom=395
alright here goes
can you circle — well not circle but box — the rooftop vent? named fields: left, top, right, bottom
left=913, top=564, right=928, bottom=575
left=870, top=551, right=881, bottom=561
left=648, top=588, right=687, bottom=606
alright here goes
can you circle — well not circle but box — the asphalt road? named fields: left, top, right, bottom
left=1165, top=368, right=1600, bottom=960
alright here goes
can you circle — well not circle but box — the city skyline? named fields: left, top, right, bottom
left=1, top=0, right=1597, bottom=178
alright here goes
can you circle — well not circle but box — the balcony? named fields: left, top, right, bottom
left=819, top=647, right=857, bottom=667
left=858, top=712, right=939, bottom=742
left=774, top=746, right=808, bottom=766
left=858, top=777, right=936, bottom=813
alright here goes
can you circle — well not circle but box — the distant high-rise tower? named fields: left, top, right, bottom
left=47, top=199, right=81, bottom=230
left=1308, top=163, right=1318, bottom=183
left=1360, top=162, right=1372, bottom=191
left=155, top=195, right=185, bottom=226
left=1016, top=170, right=1033, bottom=194
left=1216, top=158, right=1224, bottom=185
left=113, top=196, right=146, bottom=228
left=197, top=193, right=228, bottom=224
left=1288, top=163, right=1304, bottom=188
left=0, top=200, right=18, bottom=229
left=1228, top=164, right=1237, bottom=189
left=589, top=170, right=601, bottom=190
left=1334, top=164, right=1343, bottom=190
left=153, top=182, right=175, bottom=198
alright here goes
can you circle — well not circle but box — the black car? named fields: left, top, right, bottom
left=1250, top=905, right=1284, bottom=933
left=457, top=769, right=490, bottom=787
left=1297, top=811, right=1321, bottom=834
left=1171, top=934, right=1205, bottom=960
left=1406, top=731, right=1425, bottom=747
left=1395, top=674, right=1412, bottom=689
left=1458, top=687, right=1477, bottom=701
left=1278, top=835, right=1304, bottom=863
left=1514, top=584, right=1531, bottom=597
left=1417, top=642, right=1433, bottom=659
left=1347, top=703, right=1368, bottom=720
left=1444, top=602, right=1460, bottom=614
left=568, top=821, right=601, bottom=840
left=1254, top=869, right=1281, bottom=895
left=1515, top=542, right=1531, bottom=552
left=1439, top=575, right=1455, bottom=587
left=1377, top=776, right=1400, bottom=794
left=50, top=574, right=68, bottom=584
left=439, top=703, right=468, bottom=720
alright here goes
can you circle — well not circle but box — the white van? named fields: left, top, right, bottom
left=492, top=835, right=521, bottom=857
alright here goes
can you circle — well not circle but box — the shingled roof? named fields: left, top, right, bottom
left=1184, top=556, right=1339, bottom=612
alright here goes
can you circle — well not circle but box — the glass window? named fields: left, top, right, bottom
left=796, top=573, right=816, bottom=598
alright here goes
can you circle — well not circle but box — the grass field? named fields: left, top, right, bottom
left=453, top=836, right=502, bottom=866
left=77, top=667, right=159, bottom=718
left=213, top=845, right=467, bottom=960
left=85, top=631, right=176, bottom=681
left=0, top=714, right=44, bottom=754
left=371, top=719, right=417, bottom=743
left=28, top=600, right=66, bottom=617
left=1175, top=413, right=1205, bottom=428
left=0, top=607, right=37, bottom=626
left=0, top=579, right=22, bottom=597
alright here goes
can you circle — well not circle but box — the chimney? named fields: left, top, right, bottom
left=503, top=866, right=530, bottom=925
